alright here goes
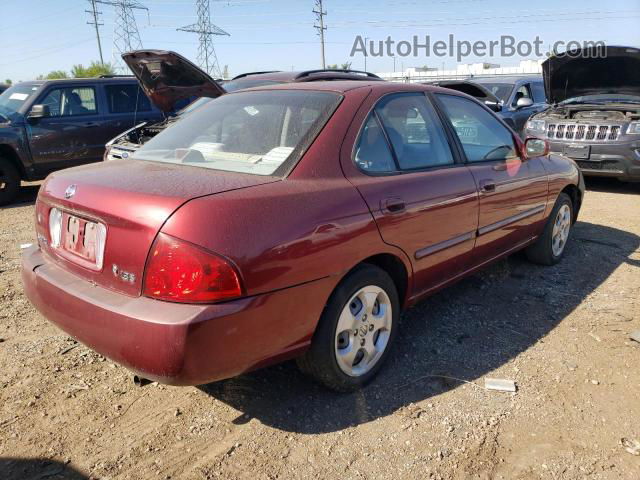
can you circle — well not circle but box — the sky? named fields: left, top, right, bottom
left=1, top=0, right=639, bottom=82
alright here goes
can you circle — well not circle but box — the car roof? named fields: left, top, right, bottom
left=236, top=80, right=457, bottom=95
left=471, top=75, right=543, bottom=84
left=19, top=76, right=138, bottom=86
left=232, top=69, right=382, bottom=84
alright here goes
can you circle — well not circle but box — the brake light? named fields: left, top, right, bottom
left=143, top=233, right=242, bottom=303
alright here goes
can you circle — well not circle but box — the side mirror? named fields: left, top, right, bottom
left=516, top=97, right=534, bottom=109
left=407, top=107, right=419, bottom=119
left=524, top=138, right=549, bottom=159
left=485, top=101, right=502, bottom=112
left=28, top=104, right=50, bottom=120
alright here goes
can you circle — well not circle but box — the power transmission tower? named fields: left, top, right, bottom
left=178, top=0, right=229, bottom=78
left=96, top=0, right=148, bottom=71
left=313, top=0, right=327, bottom=69
left=86, top=0, right=105, bottom=64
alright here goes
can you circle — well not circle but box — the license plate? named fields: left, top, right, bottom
left=62, top=213, right=101, bottom=264
left=563, top=144, right=591, bottom=159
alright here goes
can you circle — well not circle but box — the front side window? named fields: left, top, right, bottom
left=39, top=87, right=97, bottom=117
left=436, top=94, right=518, bottom=163
left=131, top=90, right=341, bottom=176
left=105, top=84, right=151, bottom=113
left=355, top=93, right=454, bottom=173
left=512, top=84, right=532, bottom=107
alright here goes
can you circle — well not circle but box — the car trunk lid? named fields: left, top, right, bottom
left=35, top=159, right=278, bottom=296
left=122, top=49, right=226, bottom=113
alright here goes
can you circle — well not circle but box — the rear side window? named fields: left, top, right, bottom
left=39, top=87, right=97, bottom=117
left=105, top=84, right=152, bottom=113
left=436, top=94, right=518, bottom=162
left=355, top=92, right=454, bottom=173
left=132, top=90, right=341, bottom=176
left=355, top=115, right=396, bottom=173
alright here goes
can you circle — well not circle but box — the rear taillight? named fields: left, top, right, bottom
left=143, top=233, right=242, bottom=303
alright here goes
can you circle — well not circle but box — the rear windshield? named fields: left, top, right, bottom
left=132, top=90, right=341, bottom=176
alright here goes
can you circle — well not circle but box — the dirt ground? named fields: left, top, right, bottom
left=0, top=179, right=639, bottom=480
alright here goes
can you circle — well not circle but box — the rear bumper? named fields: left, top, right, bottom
left=547, top=139, right=640, bottom=181
left=22, top=246, right=335, bottom=385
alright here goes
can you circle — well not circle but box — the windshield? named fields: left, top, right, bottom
left=176, top=97, right=213, bottom=117
left=0, top=83, right=41, bottom=121
left=560, top=94, right=640, bottom=105
left=469, top=82, right=513, bottom=102
left=132, top=89, right=341, bottom=176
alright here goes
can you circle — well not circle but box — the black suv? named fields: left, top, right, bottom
left=0, top=77, right=163, bottom=204
left=525, top=46, right=640, bottom=182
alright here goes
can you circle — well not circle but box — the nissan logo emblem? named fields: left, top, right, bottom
left=64, top=184, right=77, bottom=199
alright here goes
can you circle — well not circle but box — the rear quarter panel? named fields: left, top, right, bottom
left=159, top=85, right=413, bottom=299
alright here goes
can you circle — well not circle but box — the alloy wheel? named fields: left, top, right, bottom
left=551, top=204, right=571, bottom=257
left=334, top=285, right=393, bottom=377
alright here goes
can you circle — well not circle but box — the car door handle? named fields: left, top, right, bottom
left=381, top=197, right=406, bottom=214
left=479, top=180, right=496, bottom=193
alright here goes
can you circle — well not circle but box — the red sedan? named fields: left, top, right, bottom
left=22, top=77, right=584, bottom=392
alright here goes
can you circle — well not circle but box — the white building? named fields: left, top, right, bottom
left=376, top=59, right=544, bottom=82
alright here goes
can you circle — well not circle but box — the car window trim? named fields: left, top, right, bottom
left=431, top=92, right=521, bottom=165
left=350, top=91, right=464, bottom=177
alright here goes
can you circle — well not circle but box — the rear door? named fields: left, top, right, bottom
left=342, top=92, right=479, bottom=297
left=434, top=93, right=548, bottom=267
left=28, top=85, right=106, bottom=174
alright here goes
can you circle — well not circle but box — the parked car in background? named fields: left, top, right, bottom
left=524, top=45, right=640, bottom=183
left=0, top=76, right=163, bottom=204
left=105, top=49, right=384, bottom=161
left=23, top=78, right=583, bottom=392
left=0, top=84, right=9, bottom=94
left=430, top=75, right=547, bottom=135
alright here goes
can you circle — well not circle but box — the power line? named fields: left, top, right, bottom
left=313, top=0, right=327, bottom=69
left=86, top=0, right=105, bottom=64
left=96, top=0, right=148, bottom=72
left=177, top=0, right=230, bottom=77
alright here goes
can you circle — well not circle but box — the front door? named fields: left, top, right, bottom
left=28, top=85, right=106, bottom=175
left=342, top=92, right=479, bottom=297
left=434, top=93, right=548, bottom=267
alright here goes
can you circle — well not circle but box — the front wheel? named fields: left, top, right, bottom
left=526, top=192, right=573, bottom=265
left=297, top=264, right=400, bottom=392
left=0, top=160, right=21, bottom=206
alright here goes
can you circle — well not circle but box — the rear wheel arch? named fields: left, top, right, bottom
left=354, top=253, right=410, bottom=310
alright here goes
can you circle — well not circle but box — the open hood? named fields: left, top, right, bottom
left=122, top=49, right=226, bottom=113
left=543, top=46, right=640, bottom=104
left=430, top=80, right=502, bottom=111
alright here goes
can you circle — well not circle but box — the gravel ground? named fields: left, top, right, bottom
left=0, top=179, right=639, bottom=480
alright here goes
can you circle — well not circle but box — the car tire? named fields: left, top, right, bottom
left=525, top=192, right=573, bottom=266
left=0, top=160, right=21, bottom=206
left=297, top=264, right=400, bottom=392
